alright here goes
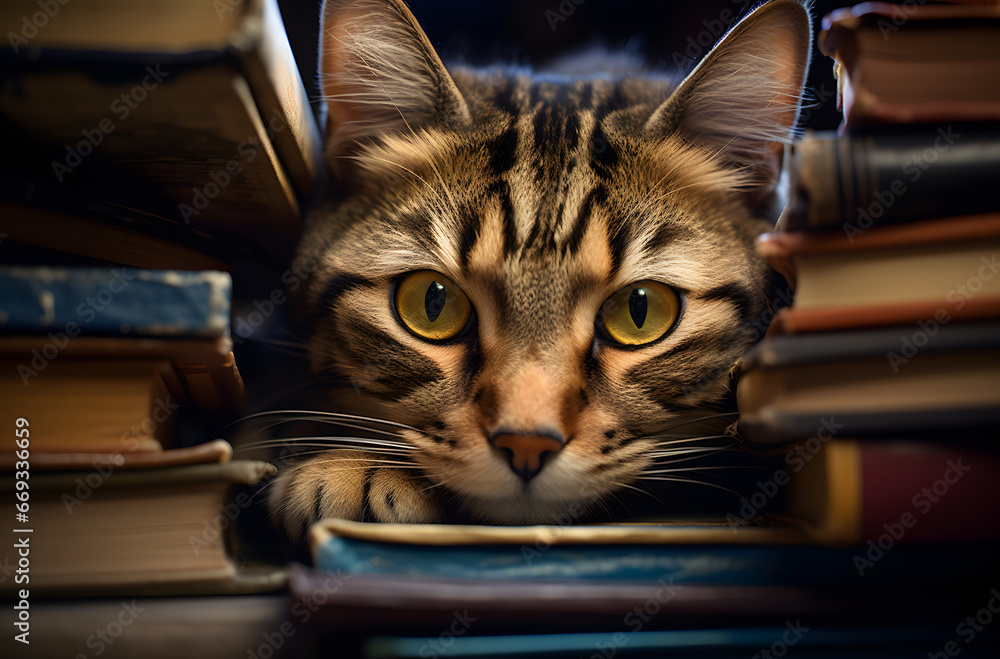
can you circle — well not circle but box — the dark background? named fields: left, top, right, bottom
left=276, top=0, right=858, bottom=133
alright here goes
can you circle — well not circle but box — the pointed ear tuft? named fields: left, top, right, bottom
left=319, top=0, right=471, bottom=181
left=647, top=0, right=812, bottom=209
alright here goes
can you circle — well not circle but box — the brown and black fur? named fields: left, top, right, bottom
left=268, top=0, right=812, bottom=537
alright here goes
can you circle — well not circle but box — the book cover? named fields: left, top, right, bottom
left=780, top=126, right=1000, bottom=232
left=0, top=266, right=232, bottom=339
left=757, top=215, right=1000, bottom=309
left=819, top=2, right=1000, bottom=126
left=0, top=0, right=321, bottom=263
left=737, top=321, right=1000, bottom=440
left=1, top=459, right=284, bottom=596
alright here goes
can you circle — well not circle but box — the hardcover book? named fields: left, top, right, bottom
left=819, top=2, right=1000, bottom=126
left=0, top=0, right=321, bottom=263
left=1, top=458, right=284, bottom=596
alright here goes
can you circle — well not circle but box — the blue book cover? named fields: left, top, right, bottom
left=0, top=266, right=231, bottom=338
left=311, top=520, right=1000, bottom=588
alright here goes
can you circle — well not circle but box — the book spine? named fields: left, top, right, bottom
left=856, top=441, right=1000, bottom=545
left=0, top=267, right=231, bottom=338
left=783, top=125, right=1000, bottom=231
left=792, top=440, right=1000, bottom=547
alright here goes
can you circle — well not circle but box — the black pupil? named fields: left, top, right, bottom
left=425, top=281, right=447, bottom=322
left=629, top=288, right=648, bottom=329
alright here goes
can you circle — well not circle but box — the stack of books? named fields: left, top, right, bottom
left=737, top=2, right=1000, bottom=547
left=0, top=266, right=283, bottom=596
left=0, top=0, right=321, bottom=269
left=0, top=0, right=320, bottom=599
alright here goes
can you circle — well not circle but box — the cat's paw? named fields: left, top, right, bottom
left=268, top=450, right=442, bottom=538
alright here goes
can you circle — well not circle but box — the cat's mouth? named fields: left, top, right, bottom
left=427, top=441, right=614, bottom=525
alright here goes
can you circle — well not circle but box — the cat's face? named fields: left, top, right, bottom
left=270, top=0, right=811, bottom=535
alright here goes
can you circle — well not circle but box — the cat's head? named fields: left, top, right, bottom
left=290, top=0, right=810, bottom=525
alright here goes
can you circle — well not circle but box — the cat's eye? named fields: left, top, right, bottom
left=395, top=271, right=472, bottom=341
left=599, top=280, right=680, bottom=346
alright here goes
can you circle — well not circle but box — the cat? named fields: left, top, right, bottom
left=266, top=0, right=812, bottom=539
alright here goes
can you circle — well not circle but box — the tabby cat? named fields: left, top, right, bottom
left=267, top=0, right=812, bottom=538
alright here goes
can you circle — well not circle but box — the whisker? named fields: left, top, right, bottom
left=243, top=418, right=410, bottom=441
left=299, top=460, right=425, bottom=471
left=658, top=412, right=739, bottom=432
left=642, top=465, right=751, bottom=474
left=634, top=476, right=743, bottom=497
left=265, top=447, right=417, bottom=460
left=237, top=437, right=416, bottom=452
left=229, top=410, right=420, bottom=433
left=647, top=434, right=732, bottom=444
left=648, top=446, right=735, bottom=456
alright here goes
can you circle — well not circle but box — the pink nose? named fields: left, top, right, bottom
left=490, top=433, right=564, bottom=482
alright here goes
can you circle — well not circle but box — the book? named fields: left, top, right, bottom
left=1, top=458, right=284, bottom=596
left=756, top=214, right=1000, bottom=311
left=736, top=322, right=1000, bottom=442
left=309, top=437, right=1000, bottom=571
left=0, top=200, right=232, bottom=271
left=779, top=125, right=1000, bottom=232
left=287, top=559, right=992, bottom=637
left=8, top=594, right=290, bottom=659
left=0, top=437, right=233, bottom=471
left=0, top=266, right=232, bottom=338
left=2, top=356, right=179, bottom=452
left=765, top=296, right=1000, bottom=335
left=361, top=626, right=994, bottom=659
left=0, top=266, right=244, bottom=451
left=300, top=435, right=1000, bottom=641
left=819, top=2, right=1000, bottom=127
left=0, top=0, right=322, bottom=263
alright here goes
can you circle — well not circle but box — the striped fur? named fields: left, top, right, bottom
left=269, top=0, right=811, bottom=537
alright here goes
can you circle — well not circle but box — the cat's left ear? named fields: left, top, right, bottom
left=318, top=0, right=471, bottom=182
left=646, top=0, right=812, bottom=215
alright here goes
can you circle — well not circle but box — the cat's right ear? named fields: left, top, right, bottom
left=318, top=0, right=471, bottom=183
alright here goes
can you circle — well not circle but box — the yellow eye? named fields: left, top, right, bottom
left=395, top=271, right=472, bottom=341
left=600, top=280, right=680, bottom=346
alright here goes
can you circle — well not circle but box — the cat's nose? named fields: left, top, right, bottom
left=489, top=431, right=565, bottom=482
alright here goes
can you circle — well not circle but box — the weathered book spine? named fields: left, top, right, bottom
left=781, top=124, right=1000, bottom=234
left=0, top=266, right=231, bottom=338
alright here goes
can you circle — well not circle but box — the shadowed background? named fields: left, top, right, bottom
left=277, top=0, right=855, bottom=133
